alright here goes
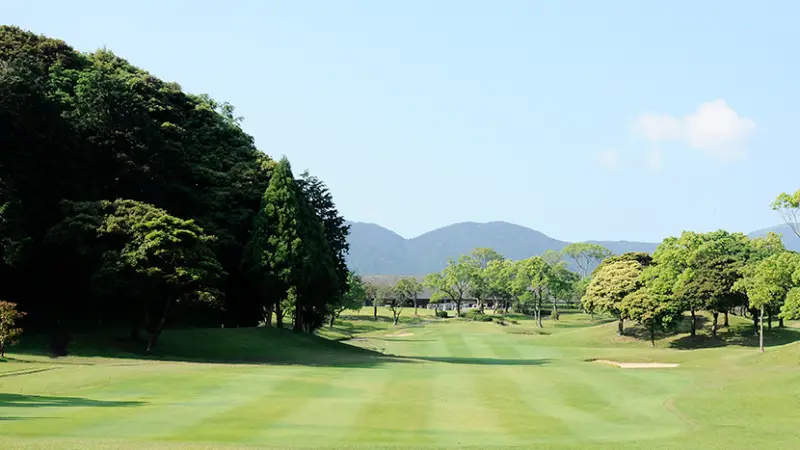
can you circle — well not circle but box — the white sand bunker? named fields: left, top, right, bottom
left=591, top=359, right=679, bottom=369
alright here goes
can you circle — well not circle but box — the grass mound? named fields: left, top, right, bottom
left=11, top=326, right=386, bottom=367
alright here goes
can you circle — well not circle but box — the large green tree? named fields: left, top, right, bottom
left=486, top=259, right=515, bottom=313
left=546, top=260, right=579, bottom=320
left=364, top=281, right=380, bottom=321
left=394, top=277, right=424, bottom=315
left=513, top=257, right=551, bottom=327
left=424, top=256, right=472, bottom=316
left=47, top=199, right=224, bottom=352
left=735, top=251, right=800, bottom=352
left=242, top=158, right=336, bottom=333
left=466, top=248, right=504, bottom=313
left=583, top=253, right=652, bottom=335
left=298, top=171, right=351, bottom=315
left=561, top=243, right=613, bottom=278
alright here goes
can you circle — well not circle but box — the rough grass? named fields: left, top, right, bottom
left=1, top=307, right=798, bottom=449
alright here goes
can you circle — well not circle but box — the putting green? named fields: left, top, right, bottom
left=0, top=311, right=798, bottom=449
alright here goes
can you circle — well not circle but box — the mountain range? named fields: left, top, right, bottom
left=345, top=221, right=800, bottom=276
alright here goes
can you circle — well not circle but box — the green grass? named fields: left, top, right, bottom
left=1, top=307, right=798, bottom=449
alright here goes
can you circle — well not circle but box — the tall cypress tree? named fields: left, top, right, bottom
left=244, top=157, right=301, bottom=328
left=298, top=171, right=350, bottom=315
left=243, top=157, right=335, bottom=332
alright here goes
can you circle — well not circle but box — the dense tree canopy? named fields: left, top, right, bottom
left=0, top=26, right=355, bottom=351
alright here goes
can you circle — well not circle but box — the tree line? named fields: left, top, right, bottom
left=359, top=244, right=607, bottom=326
left=421, top=245, right=607, bottom=323
left=582, top=191, right=800, bottom=349
left=372, top=191, right=800, bottom=351
left=0, top=26, right=355, bottom=353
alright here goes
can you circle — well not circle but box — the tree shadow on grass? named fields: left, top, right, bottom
left=12, top=327, right=399, bottom=369
left=0, top=394, right=144, bottom=421
left=620, top=315, right=712, bottom=346
left=0, top=393, right=144, bottom=409
left=340, top=315, right=395, bottom=324
left=669, top=322, right=800, bottom=350
left=401, top=356, right=550, bottom=366
left=327, top=321, right=387, bottom=337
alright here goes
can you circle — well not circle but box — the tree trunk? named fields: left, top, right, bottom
left=373, top=303, right=377, bottom=321
left=456, top=301, right=462, bottom=317
left=759, top=304, right=764, bottom=353
left=294, top=308, right=304, bottom=332
left=393, top=312, right=399, bottom=326
left=329, top=313, right=336, bottom=327
left=779, top=317, right=784, bottom=328
left=275, top=302, right=283, bottom=329
left=617, top=317, right=624, bottom=335
left=0, top=342, right=5, bottom=358
left=690, top=307, right=697, bottom=338
left=552, top=299, right=559, bottom=321
left=649, top=322, right=655, bottom=347
left=711, top=312, right=719, bottom=338
left=130, top=317, right=143, bottom=342
left=264, top=303, right=273, bottom=327
left=414, top=295, right=418, bottom=315
left=535, top=296, right=543, bottom=328
left=590, top=311, right=594, bottom=322
left=146, top=295, right=173, bottom=354
left=724, top=311, right=729, bottom=327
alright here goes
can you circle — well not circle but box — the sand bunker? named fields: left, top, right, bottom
left=591, top=359, right=679, bottom=369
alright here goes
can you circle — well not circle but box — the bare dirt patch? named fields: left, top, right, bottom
left=590, top=359, right=679, bottom=369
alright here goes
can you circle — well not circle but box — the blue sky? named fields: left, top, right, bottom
left=6, top=1, right=799, bottom=242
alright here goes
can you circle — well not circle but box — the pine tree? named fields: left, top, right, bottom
left=243, top=158, right=337, bottom=332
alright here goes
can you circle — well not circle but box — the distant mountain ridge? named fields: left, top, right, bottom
left=345, top=221, right=800, bottom=276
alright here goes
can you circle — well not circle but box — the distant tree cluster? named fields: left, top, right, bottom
left=0, top=26, right=359, bottom=353
left=583, top=190, right=800, bottom=349
left=422, top=245, right=608, bottom=325
left=356, top=277, right=423, bottom=325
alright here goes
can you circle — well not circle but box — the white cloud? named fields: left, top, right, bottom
left=637, top=114, right=682, bottom=141
left=634, top=99, right=755, bottom=161
left=596, top=149, right=621, bottom=169
left=646, top=149, right=663, bottom=170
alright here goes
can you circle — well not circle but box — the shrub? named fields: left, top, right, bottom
left=435, top=310, right=448, bottom=318
left=0, top=301, right=26, bottom=358
left=461, top=310, right=493, bottom=322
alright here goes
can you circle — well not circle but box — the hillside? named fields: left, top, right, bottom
left=346, top=221, right=800, bottom=275
left=346, top=221, right=659, bottom=275
left=748, top=224, right=800, bottom=250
